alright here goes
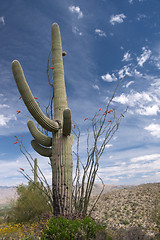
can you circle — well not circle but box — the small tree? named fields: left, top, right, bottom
left=12, top=22, right=127, bottom=220
left=7, top=181, right=51, bottom=223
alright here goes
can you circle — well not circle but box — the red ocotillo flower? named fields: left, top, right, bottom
left=14, top=135, right=17, bottom=138
left=16, top=110, right=21, bottom=114
left=108, top=110, right=113, bottom=114
left=84, top=118, right=88, bottom=121
left=19, top=96, right=22, bottom=100
left=121, top=113, right=124, bottom=117
left=20, top=168, right=24, bottom=171
left=14, top=141, right=18, bottom=144
left=99, top=108, right=101, bottom=111
left=21, top=134, right=23, bottom=137
left=108, top=120, right=112, bottom=122
left=50, top=67, right=54, bottom=69
left=34, top=97, right=38, bottom=99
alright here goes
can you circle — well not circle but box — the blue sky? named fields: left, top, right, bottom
left=0, top=0, right=160, bottom=187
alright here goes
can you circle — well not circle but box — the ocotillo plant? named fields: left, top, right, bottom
left=12, top=23, right=74, bottom=217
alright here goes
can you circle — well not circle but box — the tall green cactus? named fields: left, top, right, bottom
left=34, top=158, right=38, bottom=184
left=12, top=23, right=74, bottom=217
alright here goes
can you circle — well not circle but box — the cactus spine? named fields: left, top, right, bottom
left=12, top=23, right=73, bottom=217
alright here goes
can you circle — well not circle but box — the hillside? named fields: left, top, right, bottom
left=87, top=182, right=160, bottom=238
left=0, top=187, right=18, bottom=206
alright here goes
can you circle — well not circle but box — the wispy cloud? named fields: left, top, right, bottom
left=110, top=14, right=126, bottom=25
left=137, top=47, right=151, bottom=67
left=0, top=104, right=10, bottom=109
left=97, top=153, right=160, bottom=184
left=136, top=14, right=147, bottom=21
left=95, top=29, right=106, bottom=37
left=68, top=6, right=83, bottom=19
left=101, top=73, right=117, bottom=82
left=0, top=16, right=5, bottom=25
left=118, top=65, right=132, bottom=78
left=131, top=154, right=160, bottom=162
left=126, top=81, right=134, bottom=88
left=72, top=26, right=82, bottom=35
left=122, top=51, right=132, bottom=62
left=92, top=84, right=100, bottom=91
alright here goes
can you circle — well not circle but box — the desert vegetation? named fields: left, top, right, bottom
left=0, top=182, right=159, bottom=239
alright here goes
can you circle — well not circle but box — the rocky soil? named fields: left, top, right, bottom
left=86, top=182, right=160, bottom=238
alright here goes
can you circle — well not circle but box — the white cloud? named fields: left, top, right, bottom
left=101, top=73, right=117, bottom=82
left=0, top=114, right=16, bottom=126
left=134, top=69, right=143, bottom=77
left=126, top=81, right=134, bottom=88
left=144, top=123, right=160, bottom=138
left=118, top=65, right=132, bottom=79
left=137, top=47, right=151, bottom=67
left=131, top=154, right=160, bottom=163
left=72, top=26, right=82, bottom=35
left=95, top=29, right=106, bottom=37
left=69, top=6, right=83, bottom=19
left=93, top=85, right=100, bottom=91
left=113, top=90, right=152, bottom=107
left=129, top=0, right=133, bottom=3
left=122, top=51, right=131, bottom=62
left=0, top=16, right=5, bottom=25
left=136, top=104, right=159, bottom=116
left=110, top=14, right=126, bottom=25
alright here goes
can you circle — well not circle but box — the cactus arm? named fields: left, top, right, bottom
left=31, top=140, right=52, bottom=157
left=27, top=120, right=52, bottom=147
left=12, top=60, right=61, bottom=132
left=51, top=23, right=68, bottom=120
left=63, top=108, right=72, bottom=136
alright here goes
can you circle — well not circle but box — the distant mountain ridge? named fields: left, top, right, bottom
left=0, top=183, right=133, bottom=206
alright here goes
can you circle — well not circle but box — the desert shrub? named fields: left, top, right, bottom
left=113, top=226, right=152, bottom=240
left=41, top=215, right=109, bottom=240
left=6, top=181, right=51, bottom=223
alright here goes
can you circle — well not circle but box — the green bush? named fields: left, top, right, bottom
left=41, top=215, right=108, bottom=240
left=6, top=181, right=51, bottom=223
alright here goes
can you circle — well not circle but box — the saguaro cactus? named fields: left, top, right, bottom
left=34, top=158, right=38, bottom=184
left=12, top=23, right=74, bottom=217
